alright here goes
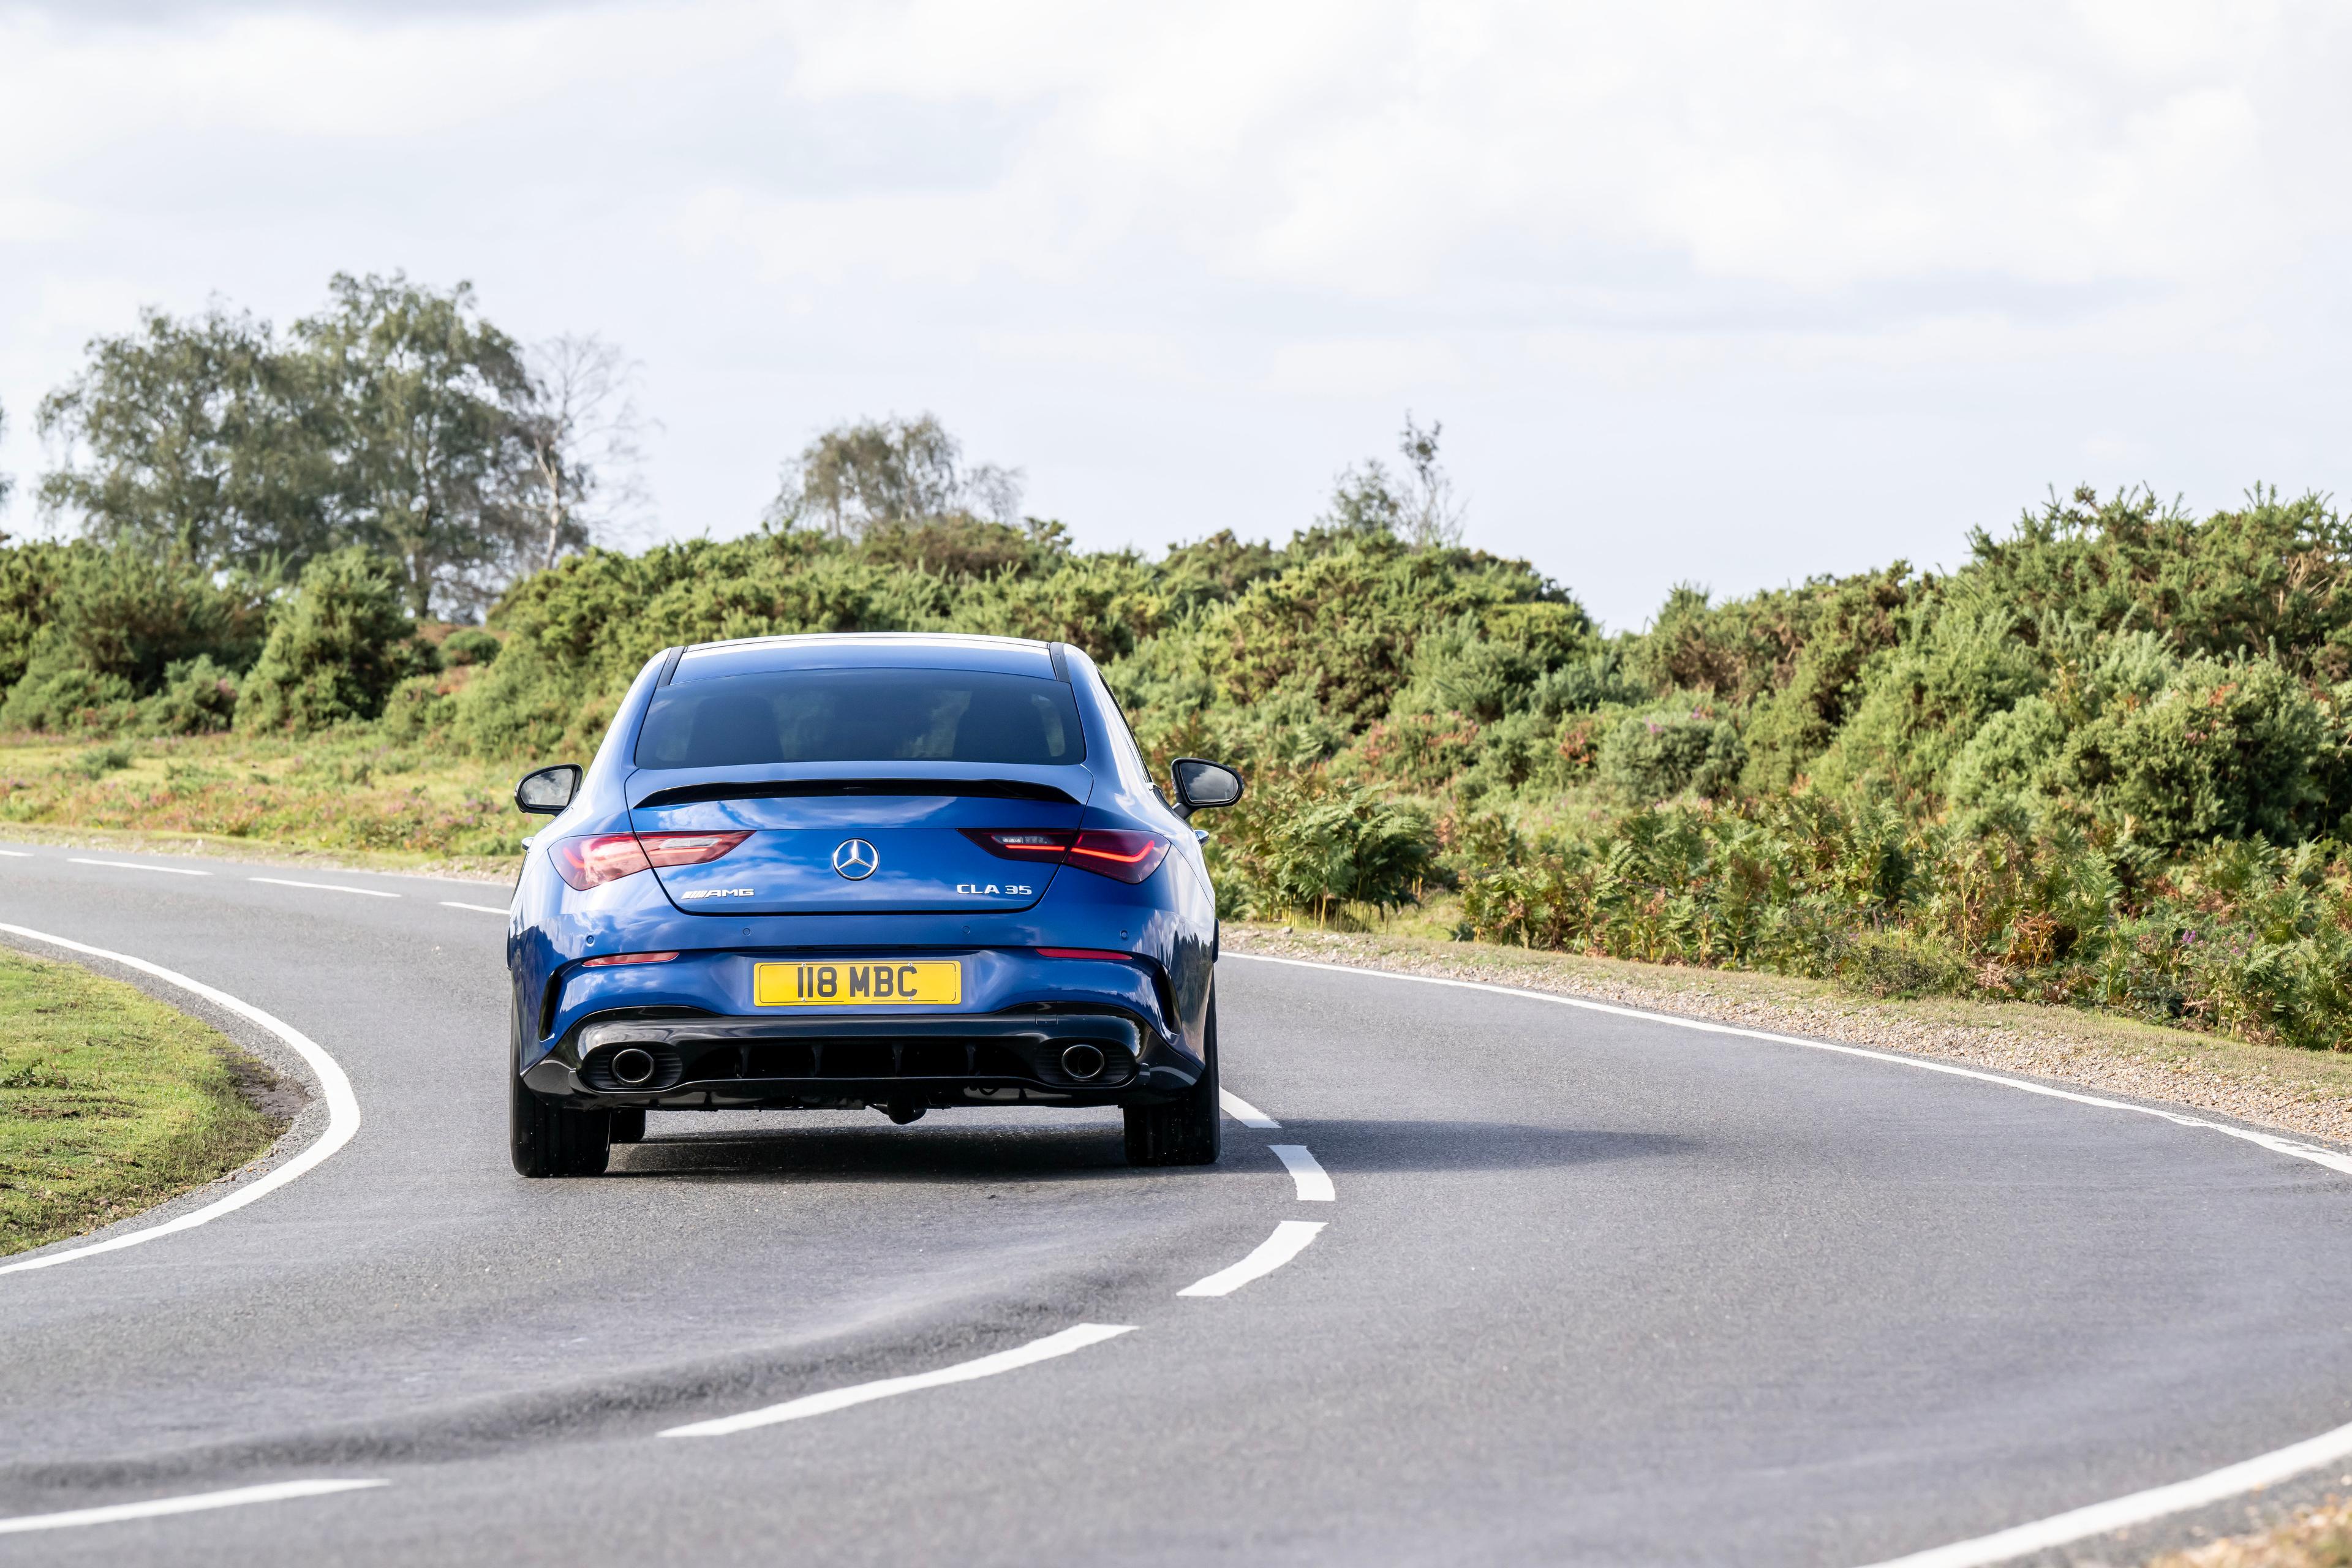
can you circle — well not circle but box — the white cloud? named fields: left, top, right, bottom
left=1, top=0, right=2348, bottom=622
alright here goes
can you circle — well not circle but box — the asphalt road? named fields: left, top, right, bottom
left=4, top=844, right=2352, bottom=1566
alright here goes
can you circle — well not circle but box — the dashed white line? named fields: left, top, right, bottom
left=1177, top=1219, right=1327, bottom=1297
left=250, top=877, right=398, bottom=899
left=0, top=1479, right=386, bottom=1534
left=0, top=924, right=364, bottom=1276
left=0, top=848, right=31, bottom=858
left=66, top=858, right=208, bottom=876
left=441, top=901, right=509, bottom=916
left=1219, top=1088, right=1280, bottom=1128
left=1268, top=1144, right=1335, bottom=1202
left=662, top=1323, right=1136, bottom=1438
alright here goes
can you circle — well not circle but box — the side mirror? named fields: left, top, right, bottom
left=1169, top=757, right=1243, bottom=820
left=514, top=764, right=582, bottom=815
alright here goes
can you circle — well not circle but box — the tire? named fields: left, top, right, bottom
left=509, top=1001, right=611, bottom=1178
left=1125, top=987, right=1221, bottom=1167
left=609, top=1109, right=647, bottom=1145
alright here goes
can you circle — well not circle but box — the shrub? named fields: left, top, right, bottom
left=1598, top=706, right=1746, bottom=801
left=440, top=627, right=501, bottom=668
left=140, top=656, right=241, bottom=735
left=236, top=548, right=415, bottom=734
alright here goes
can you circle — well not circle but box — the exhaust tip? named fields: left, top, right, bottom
left=609, top=1046, right=658, bottom=1087
left=1061, top=1043, right=1106, bottom=1082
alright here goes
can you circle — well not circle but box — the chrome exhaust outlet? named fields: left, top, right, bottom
left=1060, top=1043, right=1106, bottom=1082
left=609, top=1047, right=658, bottom=1087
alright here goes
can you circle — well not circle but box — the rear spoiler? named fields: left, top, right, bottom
left=632, top=777, right=1081, bottom=810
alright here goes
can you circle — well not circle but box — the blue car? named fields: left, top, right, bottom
left=503, top=633, right=1245, bottom=1178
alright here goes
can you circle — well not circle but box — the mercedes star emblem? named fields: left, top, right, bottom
left=831, top=839, right=880, bottom=880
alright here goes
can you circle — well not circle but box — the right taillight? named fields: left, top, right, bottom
left=551, top=830, right=749, bottom=891
left=963, top=827, right=1168, bottom=885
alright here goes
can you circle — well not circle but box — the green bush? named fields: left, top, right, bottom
left=236, top=548, right=415, bottom=734
left=141, top=656, right=241, bottom=735
left=439, top=627, right=501, bottom=667
left=1598, top=705, right=1746, bottom=801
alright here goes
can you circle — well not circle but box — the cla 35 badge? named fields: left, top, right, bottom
left=831, top=839, right=879, bottom=880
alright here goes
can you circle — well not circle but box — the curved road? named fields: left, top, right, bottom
left=4, top=846, right=2352, bottom=1566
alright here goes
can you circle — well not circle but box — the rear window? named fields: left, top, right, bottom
left=634, top=668, right=1085, bottom=769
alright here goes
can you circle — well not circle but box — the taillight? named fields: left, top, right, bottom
left=582, top=951, right=680, bottom=968
left=550, top=831, right=748, bottom=891
left=1066, top=831, right=1169, bottom=883
left=963, top=827, right=1168, bottom=885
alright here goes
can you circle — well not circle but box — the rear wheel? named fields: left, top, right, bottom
left=1125, top=989, right=1221, bottom=1167
left=608, top=1109, right=647, bottom=1145
left=509, top=1002, right=611, bottom=1178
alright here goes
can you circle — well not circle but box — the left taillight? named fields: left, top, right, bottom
left=549, top=831, right=750, bottom=891
left=962, top=827, right=1169, bottom=885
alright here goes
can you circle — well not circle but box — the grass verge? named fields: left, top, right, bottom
left=1225, top=923, right=2352, bottom=1147
left=0, top=729, right=525, bottom=877
left=0, top=947, right=292, bottom=1257
left=2150, top=1499, right=2352, bottom=1566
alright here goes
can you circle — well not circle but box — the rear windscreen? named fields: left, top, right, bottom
left=634, top=668, right=1086, bottom=769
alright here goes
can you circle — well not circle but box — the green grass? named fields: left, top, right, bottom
left=0, top=948, right=290, bottom=1256
left=0, top=729, right=527, bottom=876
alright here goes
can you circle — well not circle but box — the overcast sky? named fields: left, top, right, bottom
left=2, top=1, right=2348, bottom=628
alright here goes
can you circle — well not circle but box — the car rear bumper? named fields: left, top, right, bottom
left=519, top=1008, right=1202, bottom=1111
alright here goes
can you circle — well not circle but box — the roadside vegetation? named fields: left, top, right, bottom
left=6, top=273, right=2352, bottom=1057
left=0, top=948, right=288, bottom=1256
left=2150, top=1499, right=2352, bottom=1567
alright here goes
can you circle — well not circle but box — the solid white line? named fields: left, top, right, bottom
left=1177, top=1219, right=1327, bottom=1297
left=0, top=924, right=363, bottom=1276
left=662, top=1323, right=1136, bottom=1438
left=249, top=876, right=398, bottom=899
left=440, top=901, right=510, bottom=916
left=1224, top=951, right=2352, bottom=1561
left=66, top=858, right=208, bottom=876
left=0, top=1479, right=386, bottom=1534
left=1219, top=1088, right=1280, bottom=1128
left=1223, top=954, right=2352, bottom=1180
left=1855, top=1414, right=2352, bottom=1567
left=1269, top=1144, right=1335, bottom=1202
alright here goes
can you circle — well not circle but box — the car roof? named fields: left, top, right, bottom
left=671, top=632, right=1058, bottom=683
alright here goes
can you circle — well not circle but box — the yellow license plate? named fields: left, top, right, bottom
left=755, top=960, right=962, bottom=1006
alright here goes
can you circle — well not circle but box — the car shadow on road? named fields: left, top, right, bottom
left=606, top=1117, right=1692, bottom=1184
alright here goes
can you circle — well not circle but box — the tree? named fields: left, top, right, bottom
left=512, top=334, right=651, bottom=576
left=35, top=306, right=334, bottom=573
left=1318, top=413, right=1466, bottom=546
left=295, top=273, right=533, bottom=619
left=0, top=398, right=13, bottom=513
left=767, top=413, right=1023, bottom=538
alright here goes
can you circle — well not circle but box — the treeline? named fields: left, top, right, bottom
left=7, top=274, right=2352, bottom=1047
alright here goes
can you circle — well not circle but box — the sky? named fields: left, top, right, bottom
left=2, top=0, right=2348, bottom=630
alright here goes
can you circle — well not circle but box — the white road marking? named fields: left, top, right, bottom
left=1219, top=1088, right=1280, bottom=1128
left=250, top=877, right=398, bottom=899
left=662, top=1323, right=1136, bottom=1438
left=1853, top=1414, right=2352, bottom=1567
left=0, top=1479, right=386, bottom=1534
left=1177, top=1219, right=1327, bottom=1297
left=440, top=901, right=510, bottom=916
left=0, top=924, right=364, bottom=1276
left=66, top=858, right=208, bottom=876
left=1224, top=951, right=2352, bottom=1561
left=0, top=848, right=31, bottom=857
left=1269, top=1144, right=1335, bottom=1201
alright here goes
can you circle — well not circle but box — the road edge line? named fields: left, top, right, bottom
left=0, top=923, right=363, bottom=1277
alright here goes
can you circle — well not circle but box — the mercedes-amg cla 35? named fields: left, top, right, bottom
left=503, top=633, right=1243, bottom=1177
